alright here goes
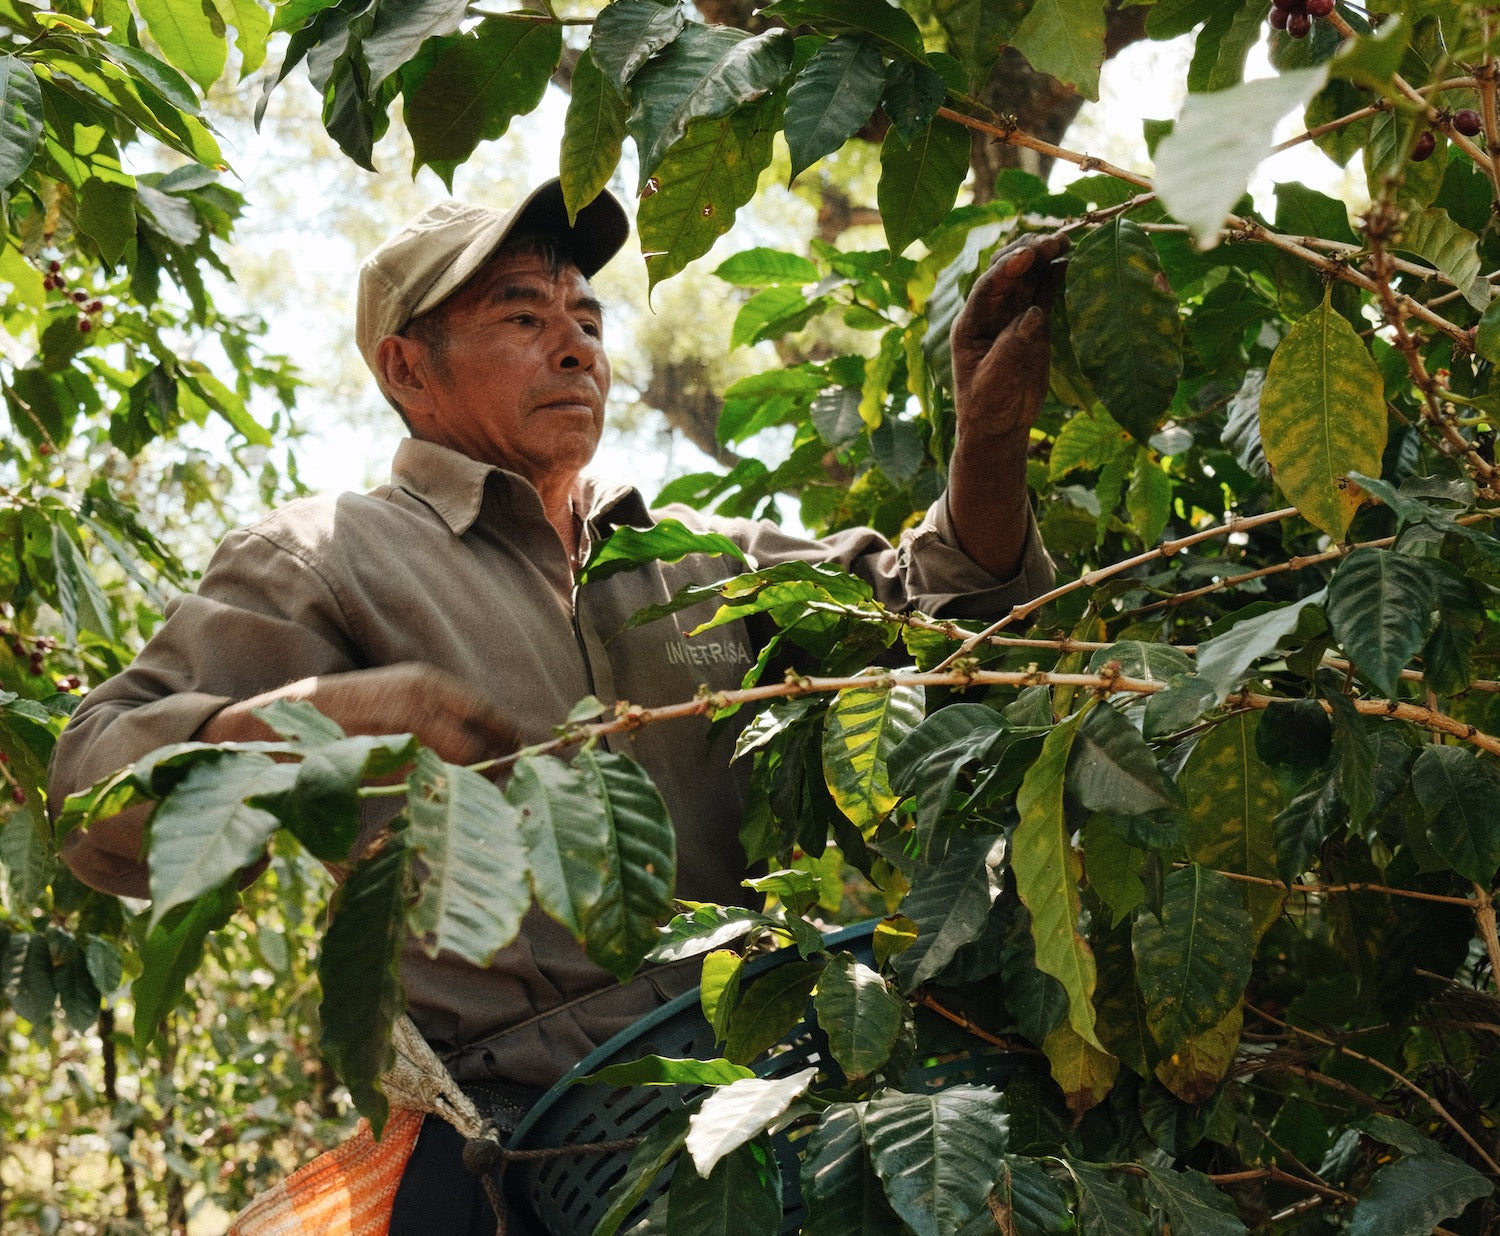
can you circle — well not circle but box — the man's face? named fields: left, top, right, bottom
left=400, top=250, right=611, bottom=494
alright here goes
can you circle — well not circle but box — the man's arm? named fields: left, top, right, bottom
left=947, top=232, right=1069, bottom=582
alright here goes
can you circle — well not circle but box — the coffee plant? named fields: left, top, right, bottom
left=14, top=0, right=1500, bottom=1231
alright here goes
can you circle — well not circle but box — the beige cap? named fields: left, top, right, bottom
left=355, top=179, right=629, bottom=393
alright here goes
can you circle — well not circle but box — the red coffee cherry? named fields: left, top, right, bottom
left=1454, top=109, right=1483, bottom=137
left=1412, top=130, right=1438, bottom=161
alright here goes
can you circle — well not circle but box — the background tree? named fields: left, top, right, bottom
left=9, top=0, right=1500, bottom=1232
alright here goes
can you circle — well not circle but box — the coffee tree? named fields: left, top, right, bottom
left=16, top=0, right=1500, bottom=1231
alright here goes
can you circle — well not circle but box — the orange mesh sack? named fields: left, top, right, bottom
left=227, top=1107, right=424, bottom=1236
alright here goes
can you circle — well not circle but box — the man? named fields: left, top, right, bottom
left=50, top=180, right=1062, bottom=1231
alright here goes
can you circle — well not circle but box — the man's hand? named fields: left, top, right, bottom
left=950, top=231, right=1069, bottom=444
left=945, top=231, right=1069, bottom=583
left=193, top=663, right=520, bottom=766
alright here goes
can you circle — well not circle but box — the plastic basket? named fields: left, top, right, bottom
left=505, top=921, right=1024, bottom=1236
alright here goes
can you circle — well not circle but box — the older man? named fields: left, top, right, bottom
left=50, top=180, right=1061, bottom=1231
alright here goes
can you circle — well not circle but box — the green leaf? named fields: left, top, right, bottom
left=1126, top=451, right=1172, bottom=546
left=723, top=959, right=822, bottom=1064
left=0, top=805, right=52, bottom=910
left=1325, top=548, right=1433, bottom=698
left=1345, top=1150, right=1492, bottom=1236
left=582, top=518, right=748, bottom=585
left=627, top=24, right=793, bottom=186
left=573, top=749, right=678, bottom=981
left=318, top=834, right=409, bottom=1134
left=132, top=879, right=238, bottom=1048
left=801, top=1103, right=906, bottom=1236
left=822, top=678, right=925, bottom=834
left=715, top=247, right=821, bottom=287
left=1067, top=704, right=1177, bottom=816
left=639, top=95, right=782, bottom=291
left=510, top=754, right=611, bottom=941
left=146, top=753, right=295, bottom=929
left=877, top=116, right=971, bottom=255
left=1010, top=0, right=1107, bottom=101
left=1141, top=1166, right=1247, bottom=1236
left=993, top=1157, right=1076, bottom=1236
left=136, top=0, right=228, bottom=91
left=560, top=50, right=627, bottom=225
left=890, top=834, right=1005, bottom=988
left=359, top=0, right=469, bottom=93
left=1260, top=290, right=1386, bottom=540
left=759, top=0, right=928, bottom=62
left=594, top=1109, right=692, bottom=1236
left=687, top=1067, right=817, bottom=1176
left=405, top=16, right=562, bottom=183
left=1068, top=1161, right=1150, bottom=1236
left=590, top=0, right=686, bottom=92
left=650, top=904, right=764, bottom=963
left=1193, top=590, right=1327, bottom=702
left=579, top=1056, right=755, bottom=1088
left=1393, top=204, right=1488, bottom=311
left=882, top=57, right=948, bottom=143
left=1155, top=67, right=1329, bottom=246
left=784, top=35, right=884, bottom=182
left=1179, top=710, right=1283, bottom=937
left=702, top=949, right=743, bottom=1043
left=0, top=56, right=43, bottom=190
left=813, top=953, right=903, bottom=1080
left=863, top=1087, right=1010, bottom=1236
left=731, top=285, right=822, bottom=348
left=1049, top=406, right=1134, bottom=480
left=1064, top=219, right=1183, bottom=442
left=1411, top=745, right=1500, bottom=885
left=1015, top=709, right=1108, bottom=1054
left=668, top=1137, right=783, bottom=1235
left=1132, top=864, right=1253, bottom=1057
left=405, top=749, right=531, bottom=966
left=5, top=930, right=54, bottom=1028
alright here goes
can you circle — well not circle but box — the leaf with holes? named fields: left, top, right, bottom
left=639, top=96, right=782, bottom=291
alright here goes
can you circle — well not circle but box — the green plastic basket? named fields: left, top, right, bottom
left=505, top=922, right=1023, bottom=1235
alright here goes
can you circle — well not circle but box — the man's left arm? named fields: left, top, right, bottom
left=946, top=232, right=1069, bottom=582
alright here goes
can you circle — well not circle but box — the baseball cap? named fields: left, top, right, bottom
left=355, top=179, right=630, bottom=391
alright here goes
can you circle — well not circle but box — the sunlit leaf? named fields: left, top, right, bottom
left=559, top=50, right=627, bottom=223
left=1156, top=67, right=1329, bottom=246
left=0, top=56, right=42, bottom=189
left=823, top=678, right=925, bottom=834
left=1010, top=0, right=1107, bottom=100
left=687, top=1067, right=817, bottom=1177
left=136, top=0, right=227, bottom=91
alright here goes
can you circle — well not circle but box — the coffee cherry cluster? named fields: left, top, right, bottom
left=1270, top=0, right=1335, bottom=38
left=39, top=258, right=106, bottom=333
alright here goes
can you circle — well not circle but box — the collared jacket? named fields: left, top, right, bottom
left=51, top=438, right=1053, bottom=1085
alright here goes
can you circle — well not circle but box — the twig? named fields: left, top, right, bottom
left=1246, top=1003, right=1500, bottom=1175
left=1473, top=882, right=1500, bottom=987
left=916, top=993, right=1040, bottom=1053
left=935, top=507, right=1302, bottom=665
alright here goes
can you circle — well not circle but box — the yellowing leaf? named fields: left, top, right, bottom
left=1259, top=290, right=1386, bottom=541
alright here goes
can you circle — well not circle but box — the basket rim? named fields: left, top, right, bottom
left=507, top=918, right=879, bottom=1148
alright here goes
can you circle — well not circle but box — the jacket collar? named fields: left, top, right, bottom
left=389, top=438, right=650, bottom=536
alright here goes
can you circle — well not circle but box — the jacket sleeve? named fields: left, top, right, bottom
left=49, top=526, right=359, bottom=897
left=679, top=493, right=1053, bottom=620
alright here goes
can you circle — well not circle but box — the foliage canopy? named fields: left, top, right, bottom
left=8, top=0, right=1500, bottom=1231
